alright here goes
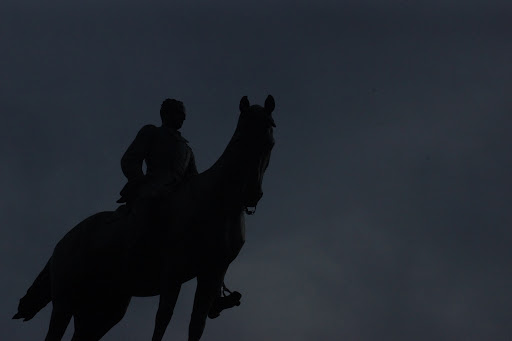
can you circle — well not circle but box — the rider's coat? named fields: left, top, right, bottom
left=119, top=124, right=198, bottom=202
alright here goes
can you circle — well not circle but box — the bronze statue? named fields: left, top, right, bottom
left=13, top=95, right=276, bottom=341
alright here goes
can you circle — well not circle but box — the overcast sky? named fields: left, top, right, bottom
left=1, top=1, right=511, bottom=340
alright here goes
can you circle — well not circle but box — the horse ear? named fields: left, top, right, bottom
left=264, top=95, right=275, bottom=113
left=240, top=96, right=250, bottom=112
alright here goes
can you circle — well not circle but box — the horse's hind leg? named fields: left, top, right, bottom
left=44, top=304, right=72, bottom=341
left=71, top=295, right=131, bottom=341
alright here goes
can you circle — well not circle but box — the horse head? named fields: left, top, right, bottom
left=234, top=95, right=276, bottom=210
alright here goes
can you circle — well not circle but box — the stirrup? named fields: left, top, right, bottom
left=208, top=291, right=242, bottom=319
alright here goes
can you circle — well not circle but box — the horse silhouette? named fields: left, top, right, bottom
left=13, top=95, right=276, bottom=341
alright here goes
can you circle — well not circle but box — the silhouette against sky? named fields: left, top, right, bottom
left=2, top=2, right=511, bottom=340
left=13, top=95, right=275, bottom=341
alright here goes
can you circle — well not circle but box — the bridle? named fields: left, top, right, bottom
left=244, top=206, right=257, bottom=215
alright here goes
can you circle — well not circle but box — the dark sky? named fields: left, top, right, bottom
left=2, top=1, right=511, bottom=340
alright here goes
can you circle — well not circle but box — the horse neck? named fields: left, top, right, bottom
left=202, top=130, right=252, bottom=205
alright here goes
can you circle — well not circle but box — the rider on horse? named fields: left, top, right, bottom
left=117, top=98, right=197, bottom=207
left=117, top=98, right=241, bottom=318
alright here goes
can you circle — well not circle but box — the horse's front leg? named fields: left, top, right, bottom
left=152, top=268, right=182, bottom=341
left=188, top=268, right=226, bottom=341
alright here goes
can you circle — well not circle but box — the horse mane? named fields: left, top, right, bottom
left=201, top=115, right=246, bottom=177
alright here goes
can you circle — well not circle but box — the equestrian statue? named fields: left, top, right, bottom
left=13, top=95, right=277, bottom=341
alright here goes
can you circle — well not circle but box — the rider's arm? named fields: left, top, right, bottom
left=121, top=124, right=156, bottom=181
left=184, top=152, right=198, bottom=178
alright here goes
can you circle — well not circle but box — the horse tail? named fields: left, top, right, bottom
left=13, top=258, right=52, bottom=321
